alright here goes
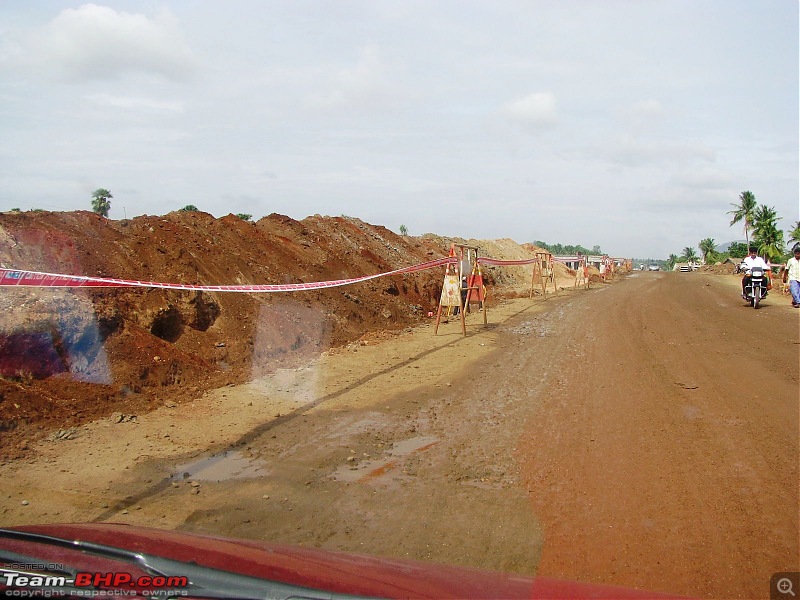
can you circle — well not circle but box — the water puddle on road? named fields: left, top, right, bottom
left=171, top=450, right=266, bottom=482
left=332, top=435, right=439, bottom=483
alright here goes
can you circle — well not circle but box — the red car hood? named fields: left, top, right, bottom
left=1, top=523, right=692, bottom=599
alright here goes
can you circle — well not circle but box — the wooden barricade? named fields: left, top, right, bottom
left=574, top=256, right=589, bottom=290
left=435, top=244, right=487, bottom=336
left=530, top=252, right=558, bottom=299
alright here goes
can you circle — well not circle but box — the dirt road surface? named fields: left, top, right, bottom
left=2, top=272, right=798, bottom=599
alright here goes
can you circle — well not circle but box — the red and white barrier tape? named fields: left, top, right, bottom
left=0, top=253, right=576, bottom=292
left=477, top=257, right=538, bottom=266
left=0, top=257, right=456, bottom=293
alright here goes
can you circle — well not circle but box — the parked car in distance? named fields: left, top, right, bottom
left=648, top=264, right=660, bottom=271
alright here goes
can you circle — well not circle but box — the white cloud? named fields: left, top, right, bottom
left=500, top=92, right=558, bottom=127
left=305, top=44, right=401, bottom=111
left=632, top=99, right=664, bottom=117
left=85, top=93, right=184, bottom=113
left=617, top=98, right=668, bottom=131
left=605, top=134, right=717, bottom=168
left=29, top=4, right=196, bottom=82
left=670, top=167, right=733, bottom=191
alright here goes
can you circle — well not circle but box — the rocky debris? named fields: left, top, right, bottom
left=111, top=413, right=138, bottom=424
left=49, top=428, right=79, bottom=441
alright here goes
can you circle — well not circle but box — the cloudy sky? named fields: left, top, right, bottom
left=0, top=1, right=797, bottom=259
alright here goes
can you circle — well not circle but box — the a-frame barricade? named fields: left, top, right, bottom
left=434, top=244, right=487, bottom=336
left=574, top=256, right=589, bottom=290
left=530, top=252, right=558, bottom=299
left=434, top=247, right=465, bottom=336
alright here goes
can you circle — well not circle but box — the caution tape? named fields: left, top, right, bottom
left=476, top=257, right=538, bottom=266
left=0, top=253, right=585, bottom=293
left=0, top=257, right=457, bottom=293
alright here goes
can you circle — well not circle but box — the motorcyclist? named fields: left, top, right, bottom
left=741, top=246, right=769, bottom=299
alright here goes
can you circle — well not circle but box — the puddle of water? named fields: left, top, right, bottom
left=332, top=435, right=438, bottom=483
left=171, top=450, right=266, bottom=482
left=326, top=413, right=393, bottom=441
left=389, top=435, right=438, bottom=457
left=682, top=405, right=702, bottom=420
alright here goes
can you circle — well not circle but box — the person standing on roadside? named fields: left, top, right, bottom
left=786, top=244, right=800, bottom=308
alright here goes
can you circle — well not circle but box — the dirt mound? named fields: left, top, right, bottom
left=0, top=210, right=550, bottom=456
left=0, top=211, right=445, bottom=454
left=698, top=264, right=736, bottom=275
left=421, top=235, right=578, bottom=293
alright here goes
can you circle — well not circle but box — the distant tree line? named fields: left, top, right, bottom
left=666, top=190, right=799, bottom=269
left=534, top=241, right=602, bottom=256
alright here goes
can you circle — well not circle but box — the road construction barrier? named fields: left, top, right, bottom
left=2, top=250, right=631, bottom=339
left=1, top=254, right=556, bottom=293
left=1, top=251, right=632, bottom=296
left=0, top=259, right=456, bottom=292
left=435, top=244, right=490, bottom=336
left=528, top=252, right=557, bottom=299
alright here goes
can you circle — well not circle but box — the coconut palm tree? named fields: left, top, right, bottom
left=728, top=191, right=757, bottom=247
left=667, top=253, right=679, bottom=270
left=698, top=238, right=716, bottom=264
left=752, top=205, right=784, bottom=261
left=788, top=220, right=800, bottom=247
left=682, top=247, right=698, bottom=263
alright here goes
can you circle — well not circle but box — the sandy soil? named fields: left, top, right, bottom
left=1, top=271, right=797, bottom=599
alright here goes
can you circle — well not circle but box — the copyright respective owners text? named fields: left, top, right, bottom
left=772, top=572, right=800, bottom=600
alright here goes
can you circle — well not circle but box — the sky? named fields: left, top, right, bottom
left=0, top=1, right=797, bottom=260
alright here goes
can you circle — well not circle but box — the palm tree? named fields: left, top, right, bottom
left=728, top=191, right=757, bottom=247
left=698, top=238, right=716, bottom=264
left=752, top=204, right=784, bottom=261
left=667, top=253, right=679, bottom=270
left=788, top=220, right=800, bottom=247
left=682, top=247, right=698, bottom=263
left=91, top=188, right=112, bottom=217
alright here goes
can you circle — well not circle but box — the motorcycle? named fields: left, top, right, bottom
left=743, top=266, right=768, bottom=308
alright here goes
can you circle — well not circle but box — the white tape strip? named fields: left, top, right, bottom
left=0, top=257, right=457, bottom=292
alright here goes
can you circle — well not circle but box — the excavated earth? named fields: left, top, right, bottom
left=0, top=210, right=573, bottom=458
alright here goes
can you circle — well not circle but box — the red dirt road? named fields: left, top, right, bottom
left=518, top=272, right=799, bottom=598
left=2, top=271, right=796, bottom=600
